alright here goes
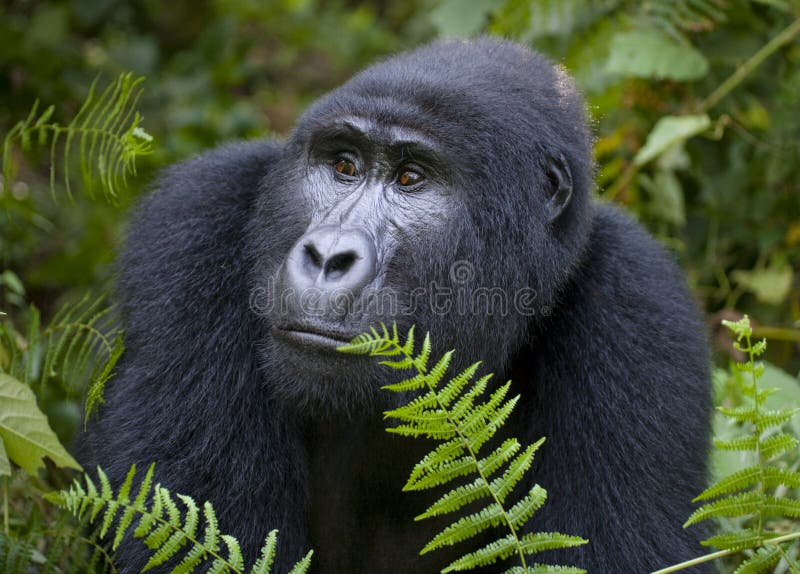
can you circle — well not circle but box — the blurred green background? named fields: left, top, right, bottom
left=1, top=0, right=799, bottom=441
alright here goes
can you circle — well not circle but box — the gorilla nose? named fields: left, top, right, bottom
left=286, top=226, right=377, bottom=294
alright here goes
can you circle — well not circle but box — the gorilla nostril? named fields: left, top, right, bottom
left=303, top=244, right=323, bottom=273
left=324, top=251, right=358, bottom=280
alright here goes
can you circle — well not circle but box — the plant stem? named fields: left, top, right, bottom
left=650, top=531, right=800, bottom=574
left=777, top=544, right=800, bottom=574
left=604, top=16, right=800, bottom=202
left=752, top=325, right=800, bottom=344
left=698, top=17, right=800, bottom=112
left=3, top=476, right=8, bottom=536
left=747, top=330, right=766, bottom=540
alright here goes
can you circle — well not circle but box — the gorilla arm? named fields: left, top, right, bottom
left=514, top=204, right=711, bottom=572
left=81, top=141, right=310, bottom=571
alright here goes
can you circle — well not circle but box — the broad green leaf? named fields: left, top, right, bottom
left=606, top=31, right=709, bottom=81
left=634, top=115, right=711, bottom=166
left=0, top=438, right=10, bottom=476
left=0, top=373, right=82, bottom=475
left=430, top=0, right=501, bottom=37
left=762, top=361, right=800, bottom=408
left=638, top=169, right=685, bottom=225
left=731, top=266, right=793, bottom=305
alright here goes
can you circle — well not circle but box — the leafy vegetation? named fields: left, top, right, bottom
left=650, top=316, right=800, bottom=573
left=1, top=1, right=798, bottom=572
left=340, top=324, right=587, bottom=573
left=50, top=463, right=313, bottom=573
left=2, top=73, right=153, bottom=200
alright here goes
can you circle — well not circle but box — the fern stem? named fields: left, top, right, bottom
left=390, top=340, right=529, bottom=570
left=745, top=329, right=766, bottom=540
left=650, top=531, right=800, bottom=573
left=777, top=544, right=800, bottom=574
left=697, top=16, right=800, bottom=112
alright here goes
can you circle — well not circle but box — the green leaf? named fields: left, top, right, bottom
left=0, top=373, right=82, bottom=475
left=684, top=492, right=763, bottom=526
left=732, top=266, right=794, bottom=305
left=733, top=545, right=781, bottom=574
left=288, top=550, right=314, bottom=574
left=634, top=115, right=711, bottom=166
left=0, top=439, right=10, bottom=477
left=693, top=465, right=761, bottom=501
left=702, top=528, right=762, bottom=551
left=638, top=169, right=685, bottom=225
left=760, top=432, right=798, bottom=460
left=519, top=532, right=588, bottom=555
left=606, top=30, right=709, bottom=81
left=250, top=530, right=277, bottom=574
left=430, top=0, right=501, bottom=37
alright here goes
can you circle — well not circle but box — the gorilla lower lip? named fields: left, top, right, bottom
left=277, top=327, right=353, bottom=349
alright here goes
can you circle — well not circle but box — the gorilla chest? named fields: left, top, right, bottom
left=306, top=420, right=499, bottom=573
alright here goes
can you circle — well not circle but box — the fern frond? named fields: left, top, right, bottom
left=0, top=533, right=36, bottom=574
left=1, top=73, right=153, bottom=200
left=756, top=408, right=800, bottom=432
left=694, top=466, right=763, bottom=502
left=685, top=492, right=764, bottom=527
left=49, top=463, right=312, bottom=574
left=5, top=294, right=124, bottom=424
left=0, top=530, right=116, bottom=574
left=287, top=548, right=314, bottom=574
left=340, top=323, right=587, bottom=573
left=732, top=545, right=782, bottom=574
left=249, top=530, right=278, bottom=574
left=713, top=435, right=758, bottom=451
left=12, top=292, right=125, bottom=424
left=759, top=433, right=799, bottom=460
left=701, top=529, right=763, bottom=551
left=684, top=315, right=800, bottom=568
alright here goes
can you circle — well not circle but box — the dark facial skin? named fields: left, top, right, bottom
left=273, top=116, right=453, bottom=349
left=258, top=111, right=472, bottom=417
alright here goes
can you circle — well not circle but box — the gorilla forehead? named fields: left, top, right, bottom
left=292, top=37, right=590, bottom=173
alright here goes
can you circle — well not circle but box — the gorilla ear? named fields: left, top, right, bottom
left=544, top=153, right=573, bottom=222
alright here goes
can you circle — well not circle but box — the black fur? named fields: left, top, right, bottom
left=83, top=38, right=711, bottom=573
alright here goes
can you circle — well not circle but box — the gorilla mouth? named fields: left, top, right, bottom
left=275, top=323, right=356, bottom=350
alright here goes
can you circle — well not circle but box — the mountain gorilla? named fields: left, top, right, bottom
left=83, top=38, right=711, bottom=573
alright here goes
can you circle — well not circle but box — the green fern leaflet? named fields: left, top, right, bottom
left=0, top=292, right=124, bottom=424
left=339, top=324, right=587, bottom=574
left=49, top=464, right=313, bottom=574
left=1, top=72, right=153, bottom=199
left=684, top=316, right=800, bottom=573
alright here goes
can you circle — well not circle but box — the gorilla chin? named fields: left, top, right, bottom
left=84, top=37, right=712, bottom=574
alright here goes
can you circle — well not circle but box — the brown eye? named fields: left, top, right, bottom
left=334, top=158, right=357, bottom=177
left=398, top=169, right=424, bottom=187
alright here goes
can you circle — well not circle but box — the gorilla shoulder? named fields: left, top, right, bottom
left=118, top=139, right=282, bottom=343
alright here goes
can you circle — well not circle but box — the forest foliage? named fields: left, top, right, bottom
left=1, top=0, right=799, bottom=572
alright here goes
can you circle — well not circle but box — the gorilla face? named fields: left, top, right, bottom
left=250, top=39, right=594, bottom=411
left=273, top=116, right=458, bottom=346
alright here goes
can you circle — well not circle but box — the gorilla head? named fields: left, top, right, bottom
left=251, top=39, right=594, bottom=411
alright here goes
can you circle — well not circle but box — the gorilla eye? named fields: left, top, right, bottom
left=398, top=169, right=424, bottom=188
left=334, top=158, right=358, bottom=178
